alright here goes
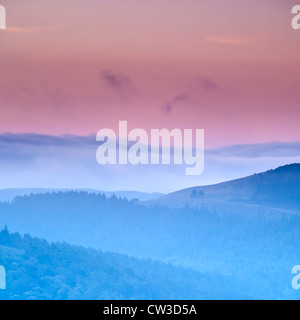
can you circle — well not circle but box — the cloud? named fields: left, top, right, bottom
left=6, top=24, right=62, bottom=34
left=1, top=134, right=300, bottom=193
left=161, top=94, right=189, bottom=113
left=199, top=76, right=219, bottom=91
left=0, top=133, right=96, bottom=149
left=205, top=36, right=250, bottom=46
left=99, top=70, right=131, bottom=90
left=2, top=134, right=300, bottom=160
left=207, top=142, right=300, bottom=158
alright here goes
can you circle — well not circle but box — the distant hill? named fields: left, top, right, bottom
left=0, top=228, right=246, bottom=300
left=146, top=164, right=300, bottom=211
left=0, top=188, right=163, bottom=202
left=1, top=188, right=300, bottom=298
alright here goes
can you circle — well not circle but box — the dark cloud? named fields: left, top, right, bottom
left=161, top=94, right=189, bottom=113
left=100, top=70, right=131, bottom=89
left=0, top=133, right=96, bottom=148
left=199, top=76, right=219, bottom=91
left=2, top=134, right=300, bottom=160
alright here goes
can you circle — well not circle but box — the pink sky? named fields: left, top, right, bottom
left=0, top=0, right=300, bottom=147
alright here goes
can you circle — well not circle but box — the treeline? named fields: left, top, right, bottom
left=0, top=228, right=245, bottom=300
left=0, top=192, right=300, bottom=299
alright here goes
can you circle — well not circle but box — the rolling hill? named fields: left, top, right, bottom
left=1, top=164, right=300, bottom=298
left=146, top=164, right=300, bottom=212
left=0, top=228, right=247, bottom=300
left=0, top=188, right=163, bottom=203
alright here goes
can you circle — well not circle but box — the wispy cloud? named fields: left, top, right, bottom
left=207, top=142, right=300, bottom=158
left=199, top=76, right=219, bottom=91
left=100, top=70, right=131, bottom=90
left=6, top=24, right=62, bottom=34
left=205, top=36, right=250, bottom=46
left=161, top=94, right=189, bottom=113
left=1, top=133, right=300, bottom=192
left=0, top=133, right=96, bottom=149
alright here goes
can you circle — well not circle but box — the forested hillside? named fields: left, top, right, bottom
left=0, top=190, right=300, bottom=299
left=0, top=228, right=245, bottom=300
left=149, top=164, right=300, bottom=211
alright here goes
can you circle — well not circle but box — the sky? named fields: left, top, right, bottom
left=0, top=0, right=300, bottom=191
left=1, top=133, right=300, bottom=193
